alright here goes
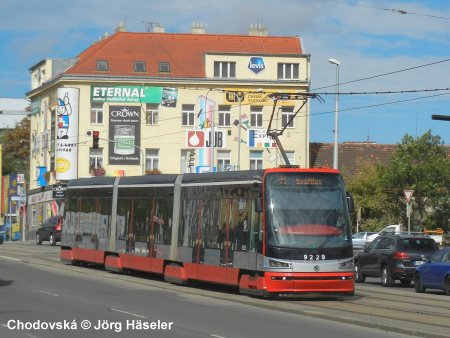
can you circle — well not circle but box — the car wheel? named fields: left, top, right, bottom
left=49, top=234, right=56, bottom=246
left=354, top=262, right=366, bottom=283
left=381, top=265, right=395, bottom=287
left=445, top=276, right=450, bottom=296
left=414, top=274, right=425, bottom=293
left=36, top=233, right=42, bottom=245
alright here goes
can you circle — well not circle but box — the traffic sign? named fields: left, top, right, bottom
left=403, top=190, right=414, bottom=203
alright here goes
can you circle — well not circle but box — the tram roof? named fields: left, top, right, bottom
left=67, top=170, right=265, bottom=188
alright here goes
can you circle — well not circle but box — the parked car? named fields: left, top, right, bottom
left=365, top=224, right=402, bottom=244
left=352, top=232, right=376, bottom=249
left=414, top=247, right=450, bottom=295
left=354, top=233, right=439, bottom=287
left=36, top=216, right=62, bottom=246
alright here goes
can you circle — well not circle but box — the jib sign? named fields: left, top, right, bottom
left=186, top=130, right=225, bottom=148
left=248, top=56, right=265, bottom=75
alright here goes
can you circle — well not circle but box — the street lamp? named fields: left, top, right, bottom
left=328, top=58, right=340, bottom=170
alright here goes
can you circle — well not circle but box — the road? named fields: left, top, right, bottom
left=0, top=241, right=449, bottom=338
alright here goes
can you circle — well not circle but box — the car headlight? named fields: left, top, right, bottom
left=266, top=258, right=292, bottom=269
left=339, top=259, right=354, bottom=269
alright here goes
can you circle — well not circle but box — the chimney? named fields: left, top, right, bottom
left=116, top=21, right=126, bottom=32
left=191, top=21, right=205, bottom=34
left=249, top=22, right=268, bottom=36
left=153, top=23, right=165, bottom=33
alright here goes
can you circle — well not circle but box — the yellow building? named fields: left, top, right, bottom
left=25, top=23, right=311, bottom=231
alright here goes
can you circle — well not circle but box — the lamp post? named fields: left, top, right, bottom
left=328, top=58, right=340, bottom=170
left=235, top=92, right=244, bottom=171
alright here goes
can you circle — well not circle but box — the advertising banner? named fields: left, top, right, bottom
left=108, top=106, right=141, bottom=165
left=91, top=86, right=164, bottom=103
left=248, top=129, right=277, bottom=148
left=55, top=88, right=79, bottom=180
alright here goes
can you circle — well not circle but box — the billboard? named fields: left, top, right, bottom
left=55, top=88, right=79, bottom=180
left=108, top=106, right=141, bottom=165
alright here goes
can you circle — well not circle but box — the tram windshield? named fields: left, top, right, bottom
left=265, top=173, right=352, bottom=249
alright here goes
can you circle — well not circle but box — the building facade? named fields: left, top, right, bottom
left=25, top=23, right=311, bottom=235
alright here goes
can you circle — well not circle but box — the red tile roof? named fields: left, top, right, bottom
left=65, top=32, right=303, bottom=78
left=310, top=142, right=397, bottom=178
left=310, top=142, right=450, bottom=179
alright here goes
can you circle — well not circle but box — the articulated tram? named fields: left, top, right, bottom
left=60, top=167, right=355, bottom=296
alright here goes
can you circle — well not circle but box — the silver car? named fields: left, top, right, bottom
left=352, top=232, right=376, bottom=249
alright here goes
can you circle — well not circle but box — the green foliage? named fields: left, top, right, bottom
left=0, top=117, right=30, bottom=177
left=347, top=131, right=450, bottom=233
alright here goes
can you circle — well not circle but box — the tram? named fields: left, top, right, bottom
left=60, top=167, right=355, bottom=297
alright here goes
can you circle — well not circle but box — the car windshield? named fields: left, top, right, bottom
left=353, top=233, right=365, bottom=239
left=399, top=238, right=437, bottom=251
left=265, top=173, right=352, bottom=249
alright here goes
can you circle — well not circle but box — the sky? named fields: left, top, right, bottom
left=0, top=0, right=449, bottom=145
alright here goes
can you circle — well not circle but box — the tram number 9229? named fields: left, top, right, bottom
left=304, top=254, right=326, bottom=261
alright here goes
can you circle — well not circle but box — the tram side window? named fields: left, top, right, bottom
left=133, top=199, right=148, bottom=243
left=79, top=198, right=95, bottom=237
left=116, top=198, right=132, bottom=240
left=63, top=197, right=77, bottom=235
left=203, top=198, right=221, bottom=249
left=96, top=197, right=112, bottom=239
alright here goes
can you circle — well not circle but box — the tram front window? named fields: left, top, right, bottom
left=265, top=173, right=352, bottom=249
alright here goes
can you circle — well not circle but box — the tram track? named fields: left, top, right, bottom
left=2, top=242, right=450, bottom=337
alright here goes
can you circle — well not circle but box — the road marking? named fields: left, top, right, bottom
left=211, top=335, right=227, bottom=338
left=33, top=289, right=59, bottom=297
left=111, top=308, right=146, bottom=318
left=0, top=255, right=22, bottom=261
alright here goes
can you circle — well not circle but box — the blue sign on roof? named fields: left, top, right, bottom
left=248, top=56, right=265, bottom=75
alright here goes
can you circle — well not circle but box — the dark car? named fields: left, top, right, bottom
left=36, top=216, right=62, bottom=246
left=354, top=233, right=439, bottom=287
left=414, top=247, right=450, bottom=295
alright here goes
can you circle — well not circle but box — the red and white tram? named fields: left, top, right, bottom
left=61, top=168, right=355, bottom=297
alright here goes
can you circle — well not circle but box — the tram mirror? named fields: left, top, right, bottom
left=346, top=192, right=354, bottom=213
left=255, top=195, right=262, bottom=213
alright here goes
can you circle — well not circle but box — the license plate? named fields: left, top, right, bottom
left=414, top=260, right=424, bottom=266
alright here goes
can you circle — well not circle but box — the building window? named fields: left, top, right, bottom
left=250, top=106, right=263, bottom=127
left=159, top=62, right=170, bottom=72
left=89, top=148, right=103, bottom=171
left=181, top=149, right=194, bottom=174
left=145, top=104, right=159, bottom=125
left=214, top=61, right=236, bottom=78
left=90, top=103, right=103, bottom=124
left=217, top=151, right=231, bottom=172
left=286, top=151, right=295, bottom=165
left=277, top=63, right=299, bottom=80
left=182, top=104, right=195, bottom=126
left=281, top=106, right=295, bottom=128
left=96, top=60, right=108, bottom=71
left=218, top=105, right=231, bottom=127
left=250, top=151, right=263, bottom=170
left=145, top=149, right=159, bottom=171
left=134, top=61, right=146, bottom=72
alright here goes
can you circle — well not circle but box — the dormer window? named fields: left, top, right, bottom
left=159, top=62, right=170, bottom=73
left=96, top=60, right=108, bottom=71
left=134, top=61, right=146, bottom=72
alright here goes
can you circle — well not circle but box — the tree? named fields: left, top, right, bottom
left=380, top=131, right=450, bottom=232
left=1, top=117, right=30, bottom=177
left=347, top=160, right=397, bottom=232
left=347, top=131, right=449, bottom=233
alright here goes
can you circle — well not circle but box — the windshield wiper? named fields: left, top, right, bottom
left=311, top=224, right=345, bottom=255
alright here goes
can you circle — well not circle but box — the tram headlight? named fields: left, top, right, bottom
left=339, top=259, right=354, bottom=269
left=267, top=258, right=292, bottom=269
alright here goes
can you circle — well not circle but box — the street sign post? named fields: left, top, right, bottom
left=404, top=190, right=414, bottom=234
